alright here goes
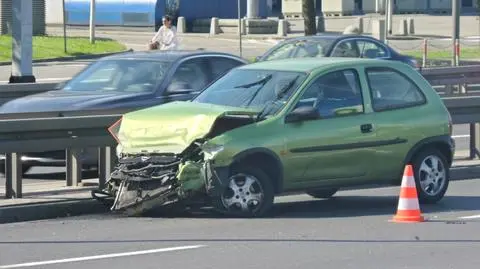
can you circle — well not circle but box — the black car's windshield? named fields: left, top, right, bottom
left=193, top=69, right=307, bottom=116
left=62, top=59, right=172, bottom=93
left=263, top=38, right=336, bottom=61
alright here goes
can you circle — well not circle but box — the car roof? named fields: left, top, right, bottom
left=238, top=57, right=400, bottom=73
left=284, top=34, right=378, bottom=43
left=99, top=49, right=247, bottom=62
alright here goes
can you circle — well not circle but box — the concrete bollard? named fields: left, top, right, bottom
left=371, top=19, right=386, bottom=42
left=356, top=17, right=364, bottom=34
left=177, top=16, right=186, bottom=33
left=277, top=19, right=287, bottom=37
left=408, top=17, right=415, bottom=35
left=316, top=15, right=325, bottom=33
left=397, top=19, right=408, bottom=36
left=210, top=17, right=219, bottom=35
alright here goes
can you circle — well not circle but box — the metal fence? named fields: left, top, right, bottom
left=1, top=64, right=480, bottom=199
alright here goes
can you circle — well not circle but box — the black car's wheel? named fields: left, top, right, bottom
left=411, top=148, right=450, bottom=204
left=306, top=188, right=339, bottom=199
left=211, top=164, right=275, bottom=218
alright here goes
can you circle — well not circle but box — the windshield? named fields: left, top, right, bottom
left=62, top=59, right=172, bottom=93
left=263, top=38, right=335, bottom=61
left=193, top=69, right=307, bottom=116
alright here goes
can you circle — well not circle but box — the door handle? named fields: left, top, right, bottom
left=360, top=123, right=373, bottom=133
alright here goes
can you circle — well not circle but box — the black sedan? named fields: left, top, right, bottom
left=255, top=34, right=419, bottom=68
left=0, top=50, right=248, bottom=174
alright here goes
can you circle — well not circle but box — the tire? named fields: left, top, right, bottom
left=306, top=188, right=338, bottom=199
left=411, top=147, right=450, bottom=204
left=210, top=164, right=275, bottom=218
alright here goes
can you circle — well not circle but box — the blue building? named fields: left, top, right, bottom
left=51, top=0, right=275, bottom=29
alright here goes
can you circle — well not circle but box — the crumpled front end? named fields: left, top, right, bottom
left=92, top=101, right=258, bottom=215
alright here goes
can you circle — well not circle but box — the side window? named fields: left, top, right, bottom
left=169, top=58, right=210, bottom=92
left=365, top=67, right=426, bottom=111
left=330, top=41, right=360, bottom=58
left=356, top=40, right=388, bottom=58
left=209, top=57, right=243, bottom=79
left=296, top=69, right=364, bottom=118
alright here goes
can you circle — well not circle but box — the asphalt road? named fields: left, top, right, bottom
left=0, top=177, right=479, bottom=269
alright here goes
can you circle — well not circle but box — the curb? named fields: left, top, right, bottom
left=0, top=198, right=109, bottom=224
left=0, top=49, right=134, bottom=67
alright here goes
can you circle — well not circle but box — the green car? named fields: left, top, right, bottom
left=96, top=57, right=455, bottom=218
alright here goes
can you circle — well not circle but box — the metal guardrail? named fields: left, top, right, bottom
left=0, top=65, right=480, bottom=199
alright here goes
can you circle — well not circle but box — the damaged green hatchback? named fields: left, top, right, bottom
left=93, top=57, right=454, bottom=217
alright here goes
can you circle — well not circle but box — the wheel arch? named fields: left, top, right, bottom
left=399, top=135, right=454, bottom=184
left=231, top=147, right=284, bottom=194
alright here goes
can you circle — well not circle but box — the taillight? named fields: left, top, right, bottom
left=108, top=117, right=122, bottom=144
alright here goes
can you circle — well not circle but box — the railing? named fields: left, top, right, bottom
left=1, top=65, right=480, bottom=198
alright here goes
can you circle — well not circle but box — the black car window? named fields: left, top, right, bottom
left=168, top=57, right=210, bottom=92
left=330, top=40, right=360, bottom=58
left=295, top=69, right=364, bottom=118
left=209, top=57, right=244, bottom=78
left=365, top=67, right=426, bottom=111
left=356, top=40, right=388, bottom=58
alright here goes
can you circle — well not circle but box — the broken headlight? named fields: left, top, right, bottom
left=201, top=143, right=224, bottom=160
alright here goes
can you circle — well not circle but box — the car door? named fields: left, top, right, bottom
left=282, top=67, right=378, bottom=187
left=355, top=39, right=391, bottom=60
left=163, top=56, right=212, bottom=101
left=207, top=56, right=246, bottom=80
left=329, top=39, right=360, bottom=58
left=363, top=66, right=429, bottom=182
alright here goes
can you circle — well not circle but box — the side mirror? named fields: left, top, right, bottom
left=284, top=106, right=319, bottom=124
left=253, top=56, right=261, bottom=63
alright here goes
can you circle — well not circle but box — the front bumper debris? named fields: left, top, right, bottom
left=92, top=153, right=209, bottom=216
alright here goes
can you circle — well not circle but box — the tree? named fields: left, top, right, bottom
left=303, top=0, right=316, bottom=35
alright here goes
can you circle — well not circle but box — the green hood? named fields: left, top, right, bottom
left=117, top=101, right=258, bottom=154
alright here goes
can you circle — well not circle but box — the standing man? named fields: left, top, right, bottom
left=149, top=15, right=179, bottom=50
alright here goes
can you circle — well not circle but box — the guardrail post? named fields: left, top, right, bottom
left=98, top=146, right=117, bottom=189
left=66, top=148, right=82, bottom=186
left=5, top=153, right=22, bottom=198
left=469, top=124, right=480, bottom=159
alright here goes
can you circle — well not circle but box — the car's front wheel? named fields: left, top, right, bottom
left=211, top=164, right=275, bottom=218
left=411, top=148, right=450, bottom=204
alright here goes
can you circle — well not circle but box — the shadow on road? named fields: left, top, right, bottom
left=128, top=194, right=480, bottom=221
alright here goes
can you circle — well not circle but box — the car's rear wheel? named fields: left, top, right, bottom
left=211, top=164, right=275, bottom=218
left=306, top=188, right=338, bottom=199
left=411, top=148, right=449, bottom=204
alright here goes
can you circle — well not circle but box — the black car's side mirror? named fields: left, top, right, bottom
left=284, top=106, right=319, bottom=124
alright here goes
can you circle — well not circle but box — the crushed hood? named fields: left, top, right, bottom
left=117, top=101, right=258, bottom=154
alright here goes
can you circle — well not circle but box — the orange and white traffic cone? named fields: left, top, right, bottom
left=391, top=164, right=425, bottom=223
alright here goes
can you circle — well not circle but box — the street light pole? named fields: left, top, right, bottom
left=9, top=0, right=35, bottom=83
left=89, top=0, right=96, bottom=44
left=238, top=0, right=243, bottom=57
left=452, top=0, right=460, bottom=66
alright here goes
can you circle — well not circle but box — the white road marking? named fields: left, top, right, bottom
left=0, top=245, right=206, bottom=268
left=459, top=215, right=480, bottom=220
left=452, top=135, right=470, bottom=138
